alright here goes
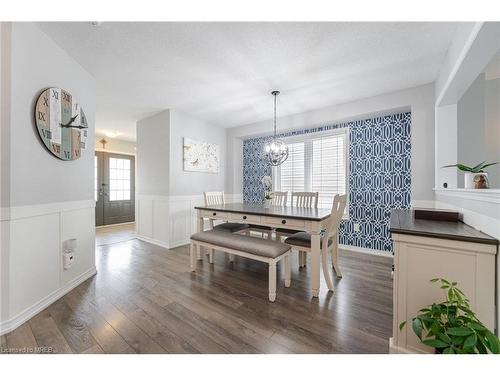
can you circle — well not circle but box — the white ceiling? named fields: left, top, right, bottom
left=36, top=22, right=464, bottom=141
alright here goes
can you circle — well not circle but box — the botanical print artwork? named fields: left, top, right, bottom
left=183, top=137, right=220, bottom=173
left=243, top=112, right=412, bottom=252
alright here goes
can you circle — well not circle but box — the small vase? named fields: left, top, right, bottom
left=465, top=172, right=490, bottom=189
left=264, top=199, right=271, bottom=208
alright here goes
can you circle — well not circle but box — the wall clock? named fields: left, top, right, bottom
left=34, top=87, right=88, bottom=160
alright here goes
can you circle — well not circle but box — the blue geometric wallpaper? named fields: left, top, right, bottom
left=243, top=112, right=412, bottom=252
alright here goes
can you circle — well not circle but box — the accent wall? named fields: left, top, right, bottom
left=243, top=112, right=412, bottom=252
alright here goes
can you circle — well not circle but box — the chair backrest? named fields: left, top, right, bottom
left=291, top=192, right=319, bottom=208
left=204, top=191, right=225, bottom=206
left=326, top=194, right=347, bottom=238
left=270, top=191, right=287, bottom=206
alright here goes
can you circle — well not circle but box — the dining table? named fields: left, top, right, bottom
left=193, top=202, right=333, bottom=297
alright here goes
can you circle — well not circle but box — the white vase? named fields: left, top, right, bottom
left=264, top=199, right=271, bottom=208
left=464, top=173, right=473, bottom=189
left=464, top=172, right=490, bottom=189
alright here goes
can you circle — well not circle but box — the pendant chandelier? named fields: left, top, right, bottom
left=264, top=90, right=289, bottom=166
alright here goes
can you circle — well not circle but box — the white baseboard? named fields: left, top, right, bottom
left=340, top=244, right=393, bottom=258
left=168, top=239, right=190, bottom=249
left=96, top=221, right=135, bottom=229
left=136, top=234, right=169, bottom=249
left=0, top=267, right=97, bottom=335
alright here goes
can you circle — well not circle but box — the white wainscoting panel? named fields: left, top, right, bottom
left=0, top=201, right=96, bottom=335
left=136, top=193, right=243, bottom=249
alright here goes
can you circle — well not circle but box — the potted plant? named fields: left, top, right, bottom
left=400, top=278, right=500, bottom=354
left=443, top=161, right=498, bottom=189
left=261, top=176, right=273, bottom=207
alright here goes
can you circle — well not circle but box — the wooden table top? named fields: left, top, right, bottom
left=390, top=209, right=499, bottom=245
left=194, top=203, right=332, bottom=221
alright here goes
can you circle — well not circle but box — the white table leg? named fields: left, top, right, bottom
left=310, top=232, right=321, bottom=298
left=197, top=214, right=204, bottom=260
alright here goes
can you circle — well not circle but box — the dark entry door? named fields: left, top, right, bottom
left=95, top=152, right=135, bottom=226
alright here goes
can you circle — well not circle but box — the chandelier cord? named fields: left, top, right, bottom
left=273, top=93, right=277, bottom=137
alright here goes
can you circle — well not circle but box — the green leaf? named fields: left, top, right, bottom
left=443, top=347, right=455, bottom=354
left=477, top=162, right=498, bottom=171
left=469, top=322, right=486, bottom=331
left=437, top=333, right=451, bottom=344
left=463, top=333, right=477, bottom=348
left=485, top=331, right=500, bottom=354
left=412, top=318, right=423, bottom=340
left=422, top=339, right=449, bottom=348
left=446, top=327, right=473, bottom=336
left=399, top=321, right=406, bottom=331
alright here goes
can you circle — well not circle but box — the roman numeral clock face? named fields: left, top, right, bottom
left=34, top=87, right=88, bottom=161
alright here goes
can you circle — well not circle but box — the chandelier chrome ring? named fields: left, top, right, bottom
left=264, top=90, right=288, bottom=166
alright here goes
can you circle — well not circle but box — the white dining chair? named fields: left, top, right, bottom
left=275, top=191, right=319, bottom=267
left=283, top=194, right=347, bottom=291
left=203, top=191, right=250, bottom=233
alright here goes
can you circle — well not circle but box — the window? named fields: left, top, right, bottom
left=109, top=157, right=131, bottom=201
left=275, top=129, right=348, bottom=210
left=312, top=135, right=346, bottom=209
left=279, top=142, right=305, bottom=193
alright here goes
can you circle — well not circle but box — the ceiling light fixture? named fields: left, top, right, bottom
left=264, top=90, right=288, bottom=166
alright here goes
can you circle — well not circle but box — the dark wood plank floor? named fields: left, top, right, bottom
left=1, top=227, right=393, bottom=354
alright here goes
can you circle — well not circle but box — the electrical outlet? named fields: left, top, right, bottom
left=353, top=223, right=360, bottom=232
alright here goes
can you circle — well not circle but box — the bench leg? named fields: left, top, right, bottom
left=190, top=242, right=196, bottom=272
left=284, top=254, right=291, bottom=287
left=209, top=248, right=214, bottom=264
left=268, top=261, right=277, bottom=302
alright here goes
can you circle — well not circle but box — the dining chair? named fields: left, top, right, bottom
left=291, top=191, right=318, bottom=208
left=275, top=191, right=319, bottom=267
left=246, top=191, right=288, bottom=239
left=270, top=191, right=288, bottom=206
left=203, top=191, right=250, bottom=261
left=203, top=191, right=249, bottom=233
left=283, top=194, right=347, bottom=291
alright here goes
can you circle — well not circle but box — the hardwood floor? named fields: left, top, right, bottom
left=1, top=226, right=393, bottom=354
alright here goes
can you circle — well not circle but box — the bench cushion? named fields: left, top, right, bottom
left=191, top=230, right=291, bottom=258
left=284, top=232, right=332, bottom=249
left=214, top=222, right=250, bottom=233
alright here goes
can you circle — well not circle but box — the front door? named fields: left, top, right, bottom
left=95, top=152, right=135, bottom=226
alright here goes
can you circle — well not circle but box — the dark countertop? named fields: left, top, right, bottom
left=390, top=209, right=499, bottom=245
left=194, top=203, right=332, bottom=221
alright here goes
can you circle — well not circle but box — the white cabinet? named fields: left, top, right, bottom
left=390, top=211, right=498, bottom=354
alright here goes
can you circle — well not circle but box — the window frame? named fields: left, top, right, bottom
left=272, top=128, right=349, bottom=217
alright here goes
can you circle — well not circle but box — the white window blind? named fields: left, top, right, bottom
left=312, top=135, right=347, bottom=209
left=274, top=129, right=348, bottom=211
left=279, top=142, right=305, bottom=193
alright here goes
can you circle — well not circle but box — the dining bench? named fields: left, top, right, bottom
left=190, top=230, right=292, bottom=302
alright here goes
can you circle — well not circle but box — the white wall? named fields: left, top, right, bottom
left=226, top=83, right=436, bottom=203
left=169, top=109, right=226, bottom=195
left=457, top=74, right=500, bottom=188
left=136, top=109, right=233, bottom=249
left=0, top=22, right=96, bottom=335
left=136, top=110, right=170, bottom=196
